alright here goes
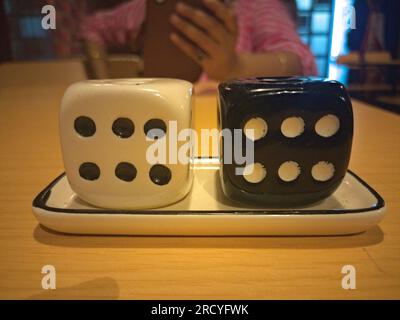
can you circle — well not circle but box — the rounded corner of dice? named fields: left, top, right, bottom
left=217, top=77, right=354, bottom=206
left=59, top=78, right=194, bottom=210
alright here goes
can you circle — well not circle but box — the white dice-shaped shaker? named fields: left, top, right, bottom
left=59, top=78, right=193, bottom=209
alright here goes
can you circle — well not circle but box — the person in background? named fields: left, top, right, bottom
left=81, top=0, right=317, bottom=83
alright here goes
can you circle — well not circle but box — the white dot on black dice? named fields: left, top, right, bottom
left=278, top=161, right=301, bottom=182
left=243, top=163, right=267, bottom=184
left=281, top=117, right=305, bottom=138
left=243, top=117, right=268, bottom=141
left=315, top=114, right=340, bottom=137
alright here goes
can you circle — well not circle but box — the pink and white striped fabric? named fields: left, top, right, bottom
left=81, top=0, right=317, bottom=76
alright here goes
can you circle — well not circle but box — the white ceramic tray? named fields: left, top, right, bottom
left=32, top=159, right=386, bottom=236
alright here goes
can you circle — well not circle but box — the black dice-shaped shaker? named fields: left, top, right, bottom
left=218, top=77, right=354, bottom=206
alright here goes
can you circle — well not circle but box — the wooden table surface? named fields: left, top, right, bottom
left=0, top=81, right=399, bottom=300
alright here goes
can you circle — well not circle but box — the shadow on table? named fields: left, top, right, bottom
left=27, top=277, right=119, bottom=300
left=33, top=224, right=384, bottom=250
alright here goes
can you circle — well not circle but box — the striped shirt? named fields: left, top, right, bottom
left=81, top=0, right=317, bottom=76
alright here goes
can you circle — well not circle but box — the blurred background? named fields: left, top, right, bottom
left=1, top=0, right=399, bottom=112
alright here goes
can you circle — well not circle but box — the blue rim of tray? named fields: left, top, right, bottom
left=32, top=161, right=384, bottom=216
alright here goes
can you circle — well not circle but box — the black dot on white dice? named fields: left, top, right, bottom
left=144, top=118, right=167, bottom=140
left=115, top=162, right=137, bottom=182
left=218, top=77, right=353, bottom=206
left=149, top=164, right=172, bottom=185
left=112, top=117, right=135, bottom=138
left=79, top=162, right=100, bottom=181
left=74, top=116, right=96, bottom=137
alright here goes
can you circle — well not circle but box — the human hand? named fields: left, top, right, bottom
left=170, top=0, right=240, bottom=81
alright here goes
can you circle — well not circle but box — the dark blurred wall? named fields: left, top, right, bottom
left=0, top=0, right=12, bottom=62
left=348, top=0, right=400, bottom=58
left=383, top=0, right=400, bottom=58
left=2, top=0, right=130, bottom=61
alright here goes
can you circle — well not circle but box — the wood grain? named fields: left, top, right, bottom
left=0, top=78, right=399, bottom=299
